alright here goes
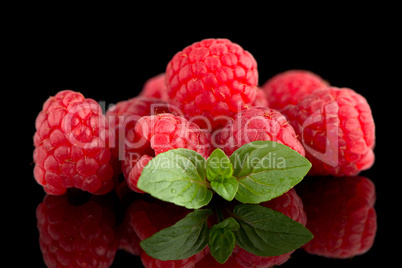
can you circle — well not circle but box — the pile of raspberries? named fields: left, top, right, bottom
left=33, top=38, right=376, bottom=267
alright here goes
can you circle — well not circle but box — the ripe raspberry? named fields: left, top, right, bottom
left=128, top=199, right=207, bottom=267
left=139, top=73, right=169, bottom=101
left=166, top=38, right=259, bottom=130
left=122, top=113, right=212, bottom=192
left=33, top=90, right=115, bottom=195
left=282, top=87, right=375, bottom=176
left=196, top=189, right=307, bottom=267
left=36, top=194, right=119, bottom=268
left=215, top=106, right=305, bottom=156
left=195, top=250, right=243, bottom=268
left=262, top=70, right=329, bottom=111
left=105, top=96, right=171, bottom=174
left=299, top=176, right=377, bottom=258
left=250, top=87, right=268, bottom=107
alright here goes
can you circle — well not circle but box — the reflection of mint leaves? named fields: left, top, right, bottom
left=232, top=204, right=313, bottom=257
left=140, top=209, right=213, bottom=260
left=139, top=204, right=313, bottom=264
left=137, top=141, right=311, bottom=208
left=206, top=149, right=238, bottom=201
left=208, top=217, right=240, bottom=263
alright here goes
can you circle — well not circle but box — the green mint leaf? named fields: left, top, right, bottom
left=209, top=217, right=239, bottom=263
left=140, top=209, right=213, bottom=261
left=206, top=148, right=233, bottom=180
left=210, top=178, right=238, bottom=201
left=213, top=217, right=240, bottom=231
left=206, top=148, right=239, bottom=201
left=230, top=141, right=311, bottom=204
left=233, top=204, right=313, bottom=257
left=137, top=148, right=213, bottom=209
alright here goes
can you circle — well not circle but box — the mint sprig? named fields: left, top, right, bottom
left=137, top=141, right=311, bottom=207
left=137, top=141, right=313, bottom=263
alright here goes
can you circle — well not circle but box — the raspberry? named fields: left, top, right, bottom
left=127, top=199, right=207, bottom=267
left=262, top=70, right=329, bottom=111
left=33, top=90, right=115, bottom=195
left=195, top=250, right=243, bottom=268
left=139, top=73, right=169, bottom=101
left=251, top=87, right=268, bottom=107
left=282, top=87, right=375, bottom=176
left=299, top=176, right=377, bottom=258
left=36, top=194, right=119, bottom=268
left=105, top=96, right=171, bottom=174
left=196, top=189, right=307, bottom=267
left=166, top=38, right=259, bottom=130
left=122, top=113, right=212, bottom=192
left=215, top=106, right=305, bottom=156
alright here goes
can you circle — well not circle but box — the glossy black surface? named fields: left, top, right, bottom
left=18, top=12, right=395, bottom=267
left=32, top=176, right=379, bottom=267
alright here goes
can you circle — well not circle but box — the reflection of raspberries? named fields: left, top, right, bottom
left=215, top=106, right=305, bottom=156
left=300, top=176, right=377, bottom=258
left=106, top=97, right=170, bottom=174
left=36, top=194, right=119, bottom=267
left=128, top=199, right=207, bottom=267
left=122, top=113, right=212, bottom=192
left=262, top=70, right=329, bottom=111
left=139, top=73, right=169, bottom=101
left=166, top=38, right=258, bottom=129
left=33, top=90, right=115, bottom=195
left=282, top=87, right=375, bottom=176
left=197, top=189, right=307, bottom=267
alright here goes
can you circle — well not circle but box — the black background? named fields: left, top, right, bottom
left=11, top=5, right=399, bottom=267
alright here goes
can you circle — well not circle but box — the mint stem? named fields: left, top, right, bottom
left=216, top=205, right=224, bottom=222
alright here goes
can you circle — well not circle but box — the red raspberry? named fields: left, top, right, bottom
left=128, top=199, right=207, bottom=267
left=215, top=106, right=305, bottom=156
left=36, top=194, right=119, bottom=268
left=250, top=87, right=268, bottom=107
left=33, top=90, right=115, bottom=195
left=122, top=113, right=212, bottom=192
left=195, top=250, right=244, bottom=268
left=105, top=97, right=171, bottom=174
left=299, top=176, right=377, bottom=258
left=196, top=189, right=307, bottom=267
left=139, top=73, right=169, bottom=101
left=282, top=87, right=375, bottom=176
left=262, top=70, right=329, bottom=111
left=166, top=38, right=259, bottom=130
